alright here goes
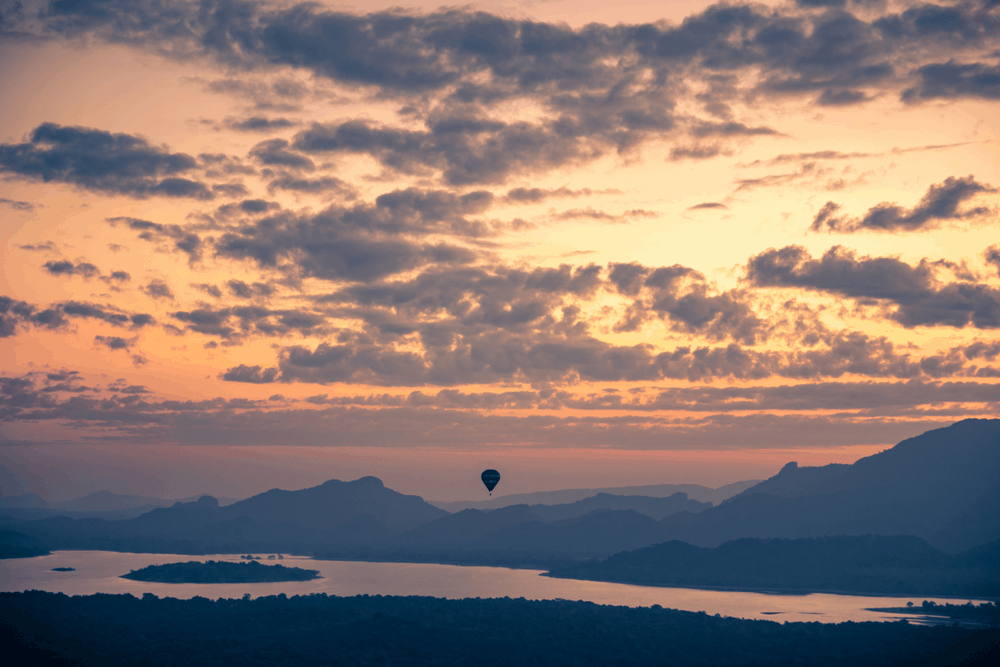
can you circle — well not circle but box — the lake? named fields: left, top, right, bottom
left=1, top=551, right=987, bottom=624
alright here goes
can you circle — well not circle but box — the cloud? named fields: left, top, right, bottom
left=382, top=377, right=1000, bottom=413
left=42, top=259, right=100, bottom=279
left=212, top=198, right=282, bottom=219
left=40, top=260, right=129, bottom=290
left=0, top=295, right=151, bottom=336
left=100, top=271, right=131, bottom=290
left=811, top=176, right=997, bottom=232
left=106, top=217, right=204, bottom=263
left=171, top=304, right=329, bottom=341
left=249, top=138, right=315, bottom=170
left=0, top=197, right=34, bottom=211
left=745, top=150, right=876, bottom=166
left=668, top=144, right=725, bottom=161
left=4, top=367, right=993, bottom=449
left=690, top=121, right=780, bottom=137
left=0, top=296, right=65, bottom=338
left=292, top=117, right=608, bottom=186
left=549, top=207, right=659, bottom=224
left=266, top=173, right=356, bottom=198
left=986, top=245, right=1000, bottom=277
left=746, top=245, right=1000, bottom=329
left=36, top=1, right=1000, bottom=188
left=94, top=335, right=133, bottom=351
left=212, top=192, right=494, bottom=282
left=226, top=279, right=275, bottom=300
left=816, top=88, right=873, bottom=106
left=192, top=283, right=223, bottom=298
left=61, top=301, right=156, bottom=328
left=18, top=241, right=57, bottom=252
left=0, top=123, right=214, bottom=199
left=268, top=322, right=986, bottom=386
left=141, top=279, right=175, bottom=300
left=221, top=364, right=279, bottom=383
left=606, top=262, right=764, bottom=344
left=688, top=202, right=728, bottom=210
left=902, top=61, right=1000, bottom=102
left=224, top=116, right=297, bottom=132
left=503, top=187, right=619, bottom=204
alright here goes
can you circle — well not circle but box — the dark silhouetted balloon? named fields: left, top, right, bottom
left=481, top=469, right=501, bottom=495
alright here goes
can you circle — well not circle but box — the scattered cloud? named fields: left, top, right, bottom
left=811, top=176, right=997, bottom=232
left=746, top=245, right=1000, bottom=329
left=224, top=116, right=297, bottom=132
left=42, top=259, right=100, bottom=279
left=0, top=123, right=215, bottom=199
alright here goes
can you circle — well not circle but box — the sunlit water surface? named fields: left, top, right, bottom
left=1, top=551, right=987, bottom=624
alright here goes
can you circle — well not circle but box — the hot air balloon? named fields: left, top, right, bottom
left=481, top=469, right=501, bottom=495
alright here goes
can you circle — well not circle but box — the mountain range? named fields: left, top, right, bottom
left=2, top=419, right=998, bottom=593
left=429, top=480, right=759, bottom=511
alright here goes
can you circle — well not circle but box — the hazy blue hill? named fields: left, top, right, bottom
left=548, top=535, right=1000, bottom=597
left=317, top=507, right=671, bottom=563
left=0, top=493, right=47, bottom=508
left=51, top=491, right=169, bottom=512
left=221, top=476, right=448, bottom=532
left=732, top=419, right=1000, bottom=502
left=0, top=529, right=50, bottom=559
left=12, top=479, right=446, bottom=555
left=475, top=509, right=665, bottom=560
left=528, top=492, right=710, bottom=522
left=658, top=419, right=1000, bottom=552
left=127, top=495, right=224, bottom=534
left=431, top=480, right=759, bottom=512
left=404, top=504, right=543, bottom=545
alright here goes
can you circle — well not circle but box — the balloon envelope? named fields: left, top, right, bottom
left=481, top=469, right=501, bottom=493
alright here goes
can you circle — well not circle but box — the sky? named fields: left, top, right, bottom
left=0, top=0, right=998, bottom=503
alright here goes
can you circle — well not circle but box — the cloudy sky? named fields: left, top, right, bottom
left=1, top=0, right=997, bottom=502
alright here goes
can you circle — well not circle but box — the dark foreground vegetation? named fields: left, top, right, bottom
left=121, top=560, right=320, bottom=583
left=548, top=535, right=1000, bottom=597
left=2, top=591, right=998, bottom=667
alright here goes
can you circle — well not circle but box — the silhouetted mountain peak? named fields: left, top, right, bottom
left=668, top=418, right=1000, bottom=551
left=224, top=476, right=446, bottom=532
left=349, top=476, right=384, bottom=487
left=171, top=495, right=220, bottom=509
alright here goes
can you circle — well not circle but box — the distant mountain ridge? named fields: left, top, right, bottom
left=527, top=492, right=710, bottom=522
left=656, top=418, right=1000, bottom=552
left=430, top=480, right=759, bottom=512
left=219, top=476, right=447, bottom=532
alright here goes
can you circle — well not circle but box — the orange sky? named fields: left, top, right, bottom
left=1, top=0, right=998, bottom=501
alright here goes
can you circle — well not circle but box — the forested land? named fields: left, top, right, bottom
left=2, top=591, right=998, bottom=667
left=548, top=535, right=1000, bottom=597
left=121, top=560, right=320, bottom=583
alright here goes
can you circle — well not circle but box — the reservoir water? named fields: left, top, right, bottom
left=1, top=551, right=987, bottom=624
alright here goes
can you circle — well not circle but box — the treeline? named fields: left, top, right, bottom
left=2, top=590, right=997, bottom=667
left=121, top=560, right=320, bottom=583
left=548, top=535, right=1000, bottom=597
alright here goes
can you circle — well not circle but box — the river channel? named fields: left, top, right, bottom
left=1, top=550, right=987, bottom=625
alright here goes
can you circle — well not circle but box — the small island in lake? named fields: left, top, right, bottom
left=51, top=567, right=75, bottom=572
left=121, top=560, right=320, bottom=583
